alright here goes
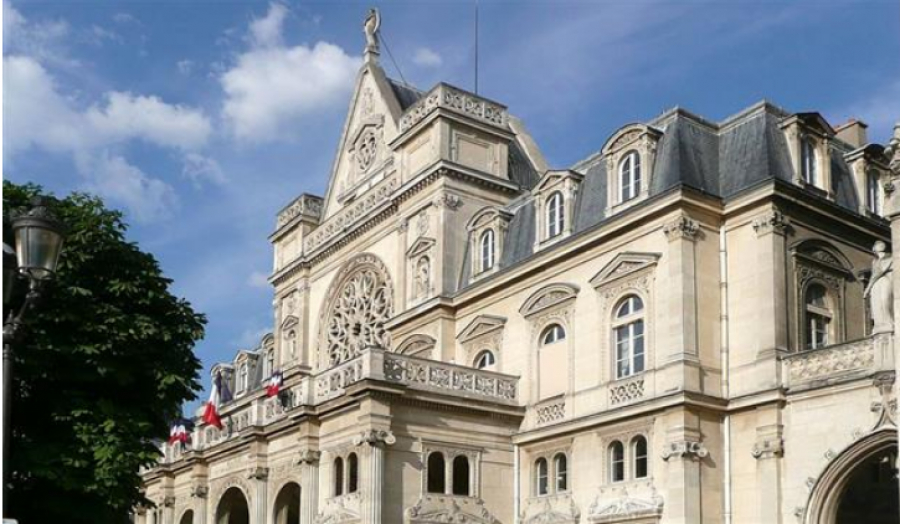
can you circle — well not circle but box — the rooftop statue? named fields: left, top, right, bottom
left=363, top=8, right=380, bottom=60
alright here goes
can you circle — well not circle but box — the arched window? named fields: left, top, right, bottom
left=609, top=441, right=625, bottom=482
left=265, top=350, right=275, bottom=378
left=427, top=452, right=446, bottom=494
left=480, top=229, right=496, bottom=272
left=348, top=453, right=359, bottom=493
left=546, top=192, right=564, bottom=238
left=805, top=284, right=832, bottom=350
left=554, top=453, right=568, bottom=492
left=452, top=455, right=470, bottom=496
left=474, top=350, right=496, bottom=370
left=632, top=435, right=648, bottom=479
left=619, top=150, right=642, bottom=202
left=535, top=458, right=549, bottom=495
left=867, top=169, right=881, bottom=215
left=801, top=136, right=818, bottom=185
left=541, top=324, right=566, bottom=345
left=613, top=295, right=645, bottom=379
left=238, top=363, right=248, bottom=392
left=333, top=457, right=344, bottom=496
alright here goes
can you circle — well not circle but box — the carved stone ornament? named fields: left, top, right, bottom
left=752, top=209, right=790, bottom=236
left=434, top=193, right=464, bottom=211
left=663, top=216, right=700, bottom=241
left=407, top=495, right=500, bottom=524
left=400, top=84, right=508, bottom=132
left=162, top=495, right=176, bottom=508
left=588, top=487, right=664, bottom=523
left=246, top=466, right=269, bottom=480
left=355, top=127, right=379, bottom=173
left=520, top=495, right=580, bottom=524
left=353, top=429, right=396, bottom=447
left=296, top=449, right=322, bottom=465
left=316, top=495, right=360, bottom=524
left=190, top=485, right=209, bottom=499
left=871, top=374, right=897, bottom=430
left=277, top=194, right=324, bottom=228
left=320, top=254, right=394, bottom=367
left=751, top=437, right=785, bottom=459
left=661, top=440, right=708, bottom=461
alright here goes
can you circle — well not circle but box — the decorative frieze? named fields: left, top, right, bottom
left=661, top=440, right=708, bottom=461
left=399, top=83, right=508, bottom=132
left=520, top=494, right=580, bottom=524
left=407, top=495, right=500, bottom=524
left=785, top=336, right=876, bottom=387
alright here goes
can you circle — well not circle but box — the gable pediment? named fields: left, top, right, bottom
left=407, top=236, right=436, bottom=258
left=520, top=283, right=579, bottom=317
left=591, top=252, right=661, bottom=288
left=458, top=314, right=507, bottom=343
left=532, top=169, right=583, bottom=194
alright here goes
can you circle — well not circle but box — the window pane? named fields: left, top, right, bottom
left=334, top=458, right=344, bottom=496
left=452, top=456, right=470, bottom=496
left=427, top=453, right=446, bottom=494
left=348, top=453, right=359, bottom=493
left=633, top=436, right=648, bottom=479
left=536, top=458, right=549, bottom=495
left=610, top=442, right=625, bottom=482
left=554, top=454, right=567, bottom=492
left=633, top=331, right=645, bottom=373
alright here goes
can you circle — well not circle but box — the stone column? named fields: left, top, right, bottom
left=248, top=467, right=269, bottom=524
left=353, top=429, right=396, bottom=524
left=191, top=485, right=209, bottom=524
left=397, top=219, right=409, bottom=311
left=751, top=423, right=784, bottom=524
left=297, top=450, right=321, bottom=524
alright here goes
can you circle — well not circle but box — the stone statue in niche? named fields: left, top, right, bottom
left=414, top=256, right=431, bottom=299
left=863, top=240, right=893, bottom=334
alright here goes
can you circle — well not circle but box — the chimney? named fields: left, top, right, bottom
left=835, top=119, right=868, bottom=148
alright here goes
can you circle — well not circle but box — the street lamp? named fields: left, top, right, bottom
left=3, top=196, right=66, bottom=518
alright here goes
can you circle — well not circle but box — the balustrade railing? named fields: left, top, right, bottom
left=784, top=333, right=893, bottom=389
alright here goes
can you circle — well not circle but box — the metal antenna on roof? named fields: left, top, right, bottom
left=474, top=0, right=479, bottom=94
left=379, top=28, right=410, bottom=88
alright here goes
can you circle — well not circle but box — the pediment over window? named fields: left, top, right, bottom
left=395, top=334, right=436, bottom=358
left=467, top=206, right=512, bottom=231
left=591, top=252, right=662, bottom=289
left=407, top=495, right=500, bottom=524
left=601, top=123, right=663, bottom=156
left=783, top=112, right=836, bottom=138
left=791, top=240, right=852, bottom=275
left=458, top=315, right=507, bottom=344
left=532, top=169, right=584, bottom=195
left=520, top=283, right=579, bottom=318
left=407, top=237, right=436, bottom=258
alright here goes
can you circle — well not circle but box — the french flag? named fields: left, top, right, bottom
left=202, top=372, right=233, bottom=429
left=168, top=418, right=194, bottom=444
left=266, top=370, right=284, bottom=398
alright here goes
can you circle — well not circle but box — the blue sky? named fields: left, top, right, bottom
left=4, top=0, right=899, bottom=413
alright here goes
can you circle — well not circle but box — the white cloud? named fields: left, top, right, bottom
left=220, top=3, right=360, bottom=142
left=248, top=2, right=288, bottom=48
left=4, top=54, right=212, bottom=221
left=112, top=12, right=138, bottom=25
left=412, top=47, right=442, bottom=68
left=182, top=153, right=226, bottom=187
left=247, top=271, right=270, bottom=288
left=4, top=0, right=75, bottom=68
left=177, top=59, right=194, bottom=75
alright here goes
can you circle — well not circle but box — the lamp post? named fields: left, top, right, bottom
left=2, top=196, right=66, bottom=512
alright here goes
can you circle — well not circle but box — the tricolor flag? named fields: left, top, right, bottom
left=266, top=370, right=284, bottom=398
left=202, top=372, right=233, bottom=429
left=168, top=418, right=194, bottom=445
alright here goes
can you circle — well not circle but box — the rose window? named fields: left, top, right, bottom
left=325, top=267, right=392, bottom=366
left=356, top=129, right=378, bottom=173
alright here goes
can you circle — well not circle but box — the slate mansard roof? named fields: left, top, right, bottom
left=458, top=101, right=883, bottom=289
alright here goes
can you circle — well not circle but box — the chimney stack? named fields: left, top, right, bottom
left=835, top=119, right=868, bottom=148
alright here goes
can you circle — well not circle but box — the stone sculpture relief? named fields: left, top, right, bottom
left=863, top=240, right=893, bottom=334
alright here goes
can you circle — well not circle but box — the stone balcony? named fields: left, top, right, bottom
left=157, top=348, right=520, bottom=463
left=783, top=332, right=894, bottom=391
left=398, top=83, right=508, bottom=133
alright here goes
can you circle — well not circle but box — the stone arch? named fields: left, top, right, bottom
left=215, top=485, right=250, bottom=524
left=804, top=429, right=898, bottom=524
left=519, top=283, right=579, bottom=318
left=317, top=253, right=395, bottom=368
left=395, top=334, right=436, bottom=358
left=272, top=481, right=301, bottom=524
left=178, top=508, right=194, bottom=524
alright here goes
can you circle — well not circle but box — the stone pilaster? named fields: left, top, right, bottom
left=397, top=218, right=409, bottom=312
left=353, top=429, right=396, bottom=524
left=297, top=450, right=321, bottom=524
left=751, top=208, right=791, bottom=359
left=247, top=467, right=269, bottom=524
left=663, top=215, right=701, bottom=364
left=191, top=484, right=209, bottom=524
left=163, top=495, right=176, bottom=524
left=751, top=422, right=784, bottom=524
left=661, top=422, right=707, bottom=524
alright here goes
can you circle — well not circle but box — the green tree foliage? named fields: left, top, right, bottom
left=4, top=181, right=205, bottom=522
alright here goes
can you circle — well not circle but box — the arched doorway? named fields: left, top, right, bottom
left=215, top=486, right=250, bottom=524
left=179, top=509, right=194, bottom=524
left=273, top=482, right=301, bottom=524
left=806, top=429, right=899, bottom=524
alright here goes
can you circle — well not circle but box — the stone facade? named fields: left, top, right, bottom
left=140, top=13, right=900, bottom=524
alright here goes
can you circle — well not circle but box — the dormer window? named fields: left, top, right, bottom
left=619, top=150, right=642, bottom=202
left=801, top=136, right=818, bottom=185
left=238, top=363, right=248, bottom=392
left=480, top=229, right=496, bottom=272
left=546, top=192, right=564, bottom=238
left=866, top=169, right=881, bottom=215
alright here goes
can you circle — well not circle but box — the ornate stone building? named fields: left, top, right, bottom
left=140, top=11, right=900, bottom=524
